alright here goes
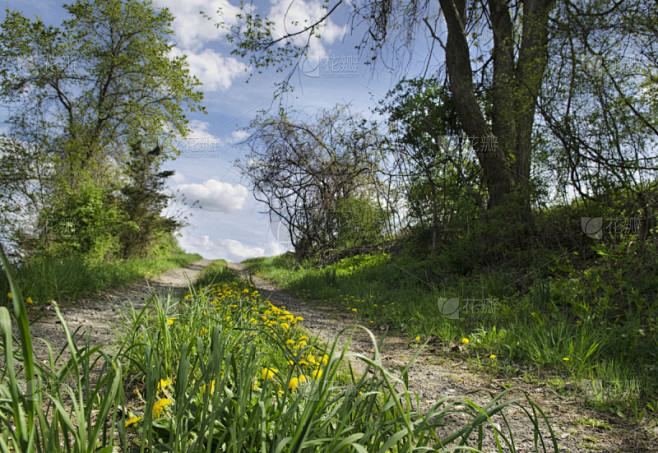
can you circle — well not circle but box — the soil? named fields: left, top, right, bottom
left=16, top=258, right=658, bottom=452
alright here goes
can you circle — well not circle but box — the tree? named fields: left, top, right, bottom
left=223, top=0, right=556, bottom=236
left=378, top=77, right=483, bottom=250
left=536, top=0, right=658, bottom=227
left=238, top=106, right=388, bottom=259
left=120, top=143, right=182, bottom=258
left=0, top=0, right=203, bottom=257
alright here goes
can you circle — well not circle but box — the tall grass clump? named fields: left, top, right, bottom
left=0, top=243, right=127, bottom=452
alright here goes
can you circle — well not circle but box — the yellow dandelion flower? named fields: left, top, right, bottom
left=286, top=339, right=295, bottom=345
left=7, top=292, right=12, bottom=298
left=307, top=354, right=317, bottom=365
left=200, top=328, right=208, bottom=336
left=281, top=322, right=290, bottom=330
left=125, top=416, right=142, bottom=427
left=288, top=377, right=300, bottom=391
left=152, top=398, right=172, bottom=418
left=167, top=318, right=174, bottom=325
left=311, top=369, right=322, bottom=379
left=298, top=375, right=307, bottom=383
left=295, top=316, right=304, bottom=322
left=414, top=336, right=420, bottom=342
left=157, top=379, right=172, bottom=393
left=461, top=338, right=469, bottom=344
left=562, top=357, right=569, bottom=361
left=261, top=368, right=278, bottom=380
left=490, top=354, right=496, bottom=360
left=299, top=360, right=308, bottom=367
left=322, top=355, right=329, bottom=366
left=351, top=308, right=357, bottom=312
left=299, top=336, right=308, bottom=341
left=26, top=297, right=33, bottom=304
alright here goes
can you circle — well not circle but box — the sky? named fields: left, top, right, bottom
left=0, top=0, right=435, bottom=262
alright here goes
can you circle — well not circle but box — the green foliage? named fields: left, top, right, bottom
left=30, top=182, right=126, bottom=264
left=118, top=274, right=557, bottom=451
left=377, top=78, right=483, bottom=250
left=193, top=259, right=239, bottom=288
left=120, top=143, right=182, bottom=259
left=0, top=0, right=203, bottom=163
left=248, top=241, right=658, bottom=420
left=0, top=0, right=203, bottom=261
left=334, top=196, right=391, bottom=249
left=0, top=243, right=126, bottom=452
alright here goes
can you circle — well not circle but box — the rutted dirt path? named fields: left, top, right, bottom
left=227, top=262, right=656, bottom=453
left=27, top=258, right=214, bottom=358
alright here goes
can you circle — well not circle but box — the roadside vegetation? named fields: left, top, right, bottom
left=0, top=248, right=201, bottom=308
left=0, top=255, right=559, bottom=451
left=244, top=198, right=658, bottom=422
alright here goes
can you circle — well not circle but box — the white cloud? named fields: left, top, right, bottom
left=264, top=240, right=290, bottom=256
left=230, top=130, right=250, bottom=143
left=268, top=0, right=347, bottom=61
left=175, top=119, right=225, bottom=154
left=158, top=0, right=242, bottom=50
left=170, top=171, right=186, bottom=184
left=179, top=234, right=288, bottom=261
left=187, top=119, right=220, bottom=141
left=170, top=47, right=246, bottom=92
left=177, top=178, right=248, bottom=212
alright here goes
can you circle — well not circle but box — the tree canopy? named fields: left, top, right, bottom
left=0, top=0, right=204, bottom=261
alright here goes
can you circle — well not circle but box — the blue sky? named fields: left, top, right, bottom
left=1, top=0, right=435, bottom=261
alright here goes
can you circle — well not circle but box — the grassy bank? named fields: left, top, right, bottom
left=243, top=246, right=658, bottom=422
left=0, top=252, right=202, bottom=307
left=0, top=254, right=558, bottom=451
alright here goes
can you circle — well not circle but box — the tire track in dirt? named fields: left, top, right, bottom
left=227, top=261, right=656, bottom=453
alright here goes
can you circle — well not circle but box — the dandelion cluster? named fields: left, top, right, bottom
left=127, top=277, right=327, bottom=431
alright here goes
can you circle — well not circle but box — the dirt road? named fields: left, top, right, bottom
left=26, top=258, right=214, bottom=357
left=227, top=261, right=656, bottom=452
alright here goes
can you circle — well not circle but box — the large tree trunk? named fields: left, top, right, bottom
left=437, top=0, right=555, bottom=235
